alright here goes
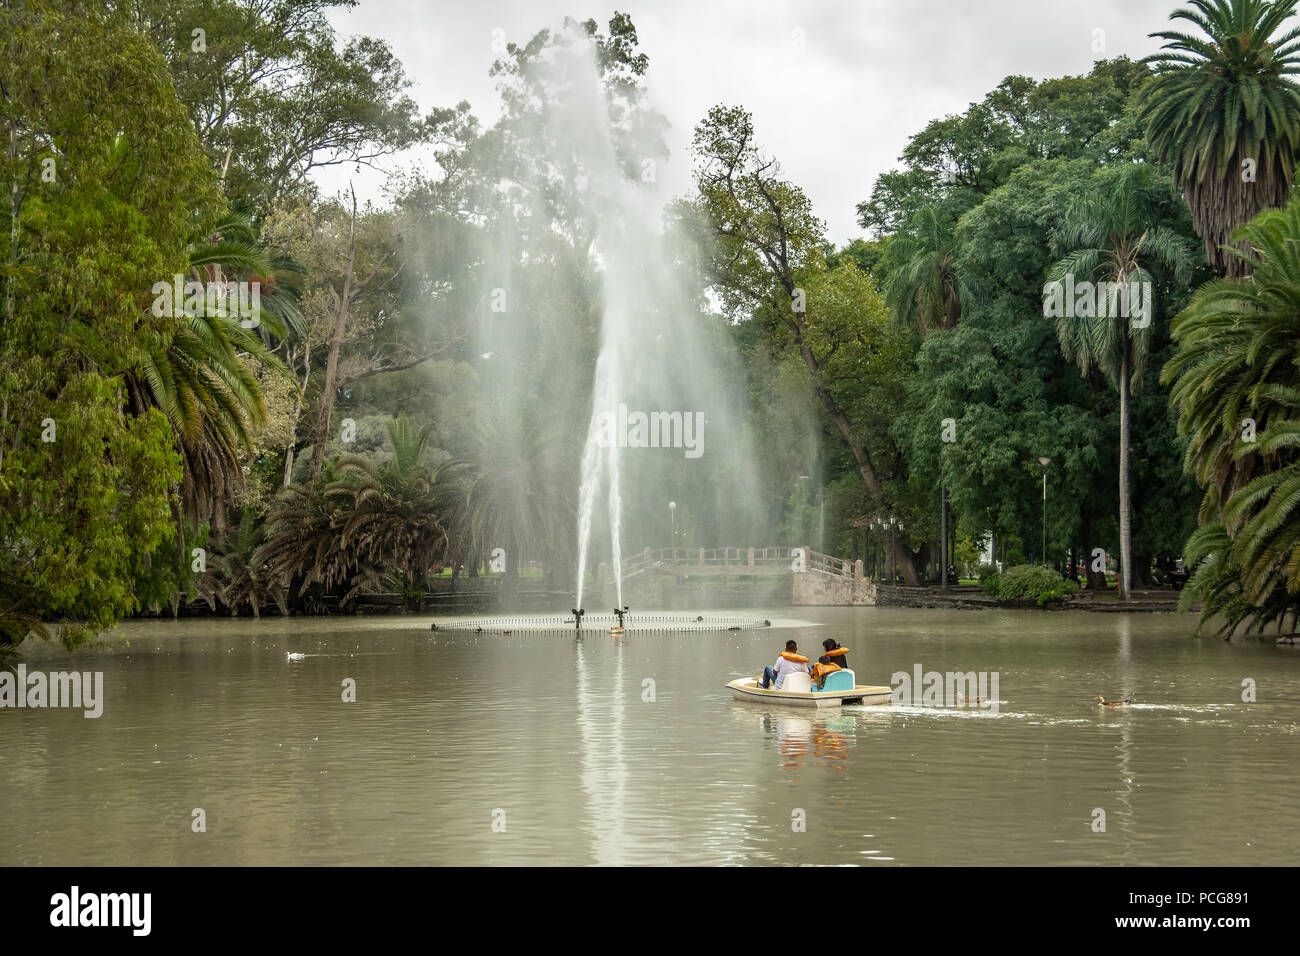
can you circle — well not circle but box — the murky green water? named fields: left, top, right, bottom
left=2, top=607, right=1296, bottom=865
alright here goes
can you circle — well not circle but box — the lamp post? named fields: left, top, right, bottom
left=867, top=518, right=878, bottom=579
left=883, top=518, right=891, bottom=582
left=940, top=485, right=948, bottom=589
left=887, top=517, right=899, bottom=583
left=896, top=519, right=905, bottom=583
left=875, top=518, right=883, bottom=580
left=1038, top=458, right=1051, bottom=569
left=668, top=501, right=676, bottom=552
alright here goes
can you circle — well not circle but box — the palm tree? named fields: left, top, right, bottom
left=1137, top=0, right=1300, bottom=276
left=1047, top=164, right=1196, bottom=598
left=883, top=205, right=970, bottom=334
left=129, top=212, right=299, bottom=534
left=256, top=418, right=469, bottom=610
left=251, top=471, right=341, bottom=612
left=1223, top=384, right=1300, bottom=599
left=183, top=212, right=304, bottom=342
left=328, top=417, right=469, bottom=608
left=1163, top=197, right=1300, bottom=634
left=195, top=510, right=284, bottom=618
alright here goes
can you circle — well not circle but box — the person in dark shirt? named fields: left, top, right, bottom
left=810, top=639, right=850, bottom=688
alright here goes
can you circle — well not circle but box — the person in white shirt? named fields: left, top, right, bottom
left=759, top=640, right=811, bottom=689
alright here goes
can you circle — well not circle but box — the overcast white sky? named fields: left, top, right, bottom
left=319, top=0, right=1178, bottom=243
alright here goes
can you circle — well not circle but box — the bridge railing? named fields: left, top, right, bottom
left=805, top=549, right=855, bottom=578
left=638, top=546, right=798, bottom=568
left=601, top=546, right=860, bottom=582
left=749, top=547, right=795, bottom=566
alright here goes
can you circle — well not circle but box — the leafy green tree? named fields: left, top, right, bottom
left=692, top=105, right=922, bottom=582
left=1137, top=0, right=1300, bottom=276
left=998, top=59, right=1153, bottom=162
left=857, top=101, right=1016, bottom=237
left=955, top=536, right=982, bottom=577
left=897, top=159, right=1100, bottom=577
left=857, top=60, right=1153, bottom=239
left=0, top=5, right=214, bottom=648
left=123, top=0, right=430, bottom=210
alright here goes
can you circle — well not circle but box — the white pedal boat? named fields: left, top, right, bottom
left=726, top=669, right=892, bottom=709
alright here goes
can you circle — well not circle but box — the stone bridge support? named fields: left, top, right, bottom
left=792, top=553, right=877, bottom=606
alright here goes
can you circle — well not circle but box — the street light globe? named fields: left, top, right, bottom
left=668, top=501, right=676, bottom=510
left=1038, top=457, right=1051, bottom=468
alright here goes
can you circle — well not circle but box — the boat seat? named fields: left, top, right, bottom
left=782, top=672, right=813, bottom=693
left=818, top=669, right=856, bottom=693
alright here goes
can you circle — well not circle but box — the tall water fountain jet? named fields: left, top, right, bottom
left=564, top=38, right=672, bottom=611
left=575, top=337, right=625, bottom=610
left=462, top=20, right=766, bottom=610
left=554, top=28, right=760, bottom=610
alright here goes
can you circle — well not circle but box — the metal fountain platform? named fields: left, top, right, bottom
left=430, top=612, right=772, bottom=633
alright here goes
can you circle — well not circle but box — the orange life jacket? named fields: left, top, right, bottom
left=757, top=651, right=811, bottom=685
left=811, top=647, right=849, bottom=687
left=811, top=662, right=843, bottom=684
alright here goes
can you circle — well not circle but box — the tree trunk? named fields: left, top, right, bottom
left=308, top=192, right=362, bottom=481
left=1134, top=550, right=1154, bottom=588
left=915, top=541, right=931, bottom=582
left=283, top=344, right=308, bottom=488
left=308, top=275, right=353, bottom=480
left=1081, top=505, right=1105, bottom=589
left=305, top=190, right=396, bottom=480
left=794, top=339, right=921, bottom=585
left=940, top=486, right=948, bottom=588
left=1118, top=339, right=1132, bottom=600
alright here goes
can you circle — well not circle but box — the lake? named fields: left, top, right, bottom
left=2, top=606, right=1295, bottom=865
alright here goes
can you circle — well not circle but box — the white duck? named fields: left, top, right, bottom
left=286, top=651, right=306, bottom=662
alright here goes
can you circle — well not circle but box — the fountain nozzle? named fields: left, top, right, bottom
left=612, top=606, right=629, bottom=628
left=572, top=608, right=585, bottom=631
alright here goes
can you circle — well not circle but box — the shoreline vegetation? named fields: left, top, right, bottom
left=117, top=580, right=1197, bottom=618
left=5, top=2, right=1300, bottom=656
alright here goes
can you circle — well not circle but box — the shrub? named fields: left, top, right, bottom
left=955, top=537, right=982, bottom=577
left=983, top=564, right=1078, bottom=606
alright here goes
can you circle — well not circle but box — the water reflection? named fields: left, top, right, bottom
left=574, top=634, right=628, bottom=865
left=752, top=711, right=852, bottom=775
left=1110, top=615, right=1138, bottom=861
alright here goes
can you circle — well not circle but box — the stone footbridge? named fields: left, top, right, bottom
left=596, top=546, right=877, bottom=606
